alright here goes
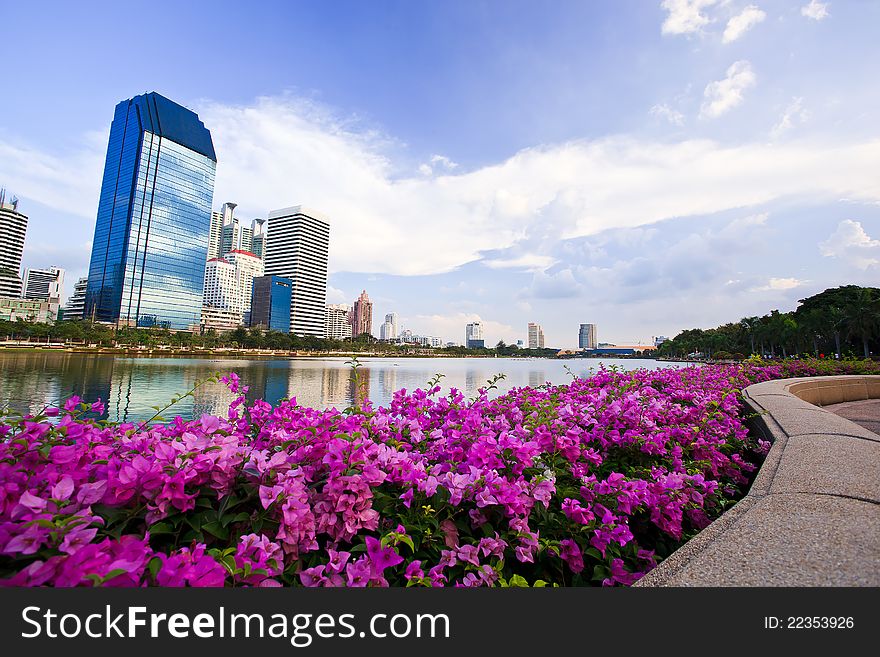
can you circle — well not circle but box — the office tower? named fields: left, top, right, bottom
left=325, top=303, right=353, bottom=340
left=466, top=321, right=484, bottom=349
left=22, top=266, right=65, bottom=304
left=84, top=92, right=217, bottom=330
left=379, top=312, right=398, bottom=340
left=528, top=322, right=545, bottom=349
left=251, top=219, right=266, bottom=258
left=350, top=290, right=373, bottom=337
left=0, top=191, right=27, bottom=298
left=202, top=249, right=262, bottom=319
left=208, top=209, right=225, bottom=261
left=250, top=275, right=292, bottom=333
left=264, top=206, right=329, bottom=336
left=579, top=323, right=598, bottom=350
left=63, top=276, right=88, bottom=319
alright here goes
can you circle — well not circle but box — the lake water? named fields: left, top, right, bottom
left=0, top=352, right=696, bottom=423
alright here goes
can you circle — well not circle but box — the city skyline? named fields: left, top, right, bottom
left=2, top=1, right=879, bottom=346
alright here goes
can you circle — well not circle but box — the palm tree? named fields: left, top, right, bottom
left=740, top=316, right=760, bottom=355
left=843, top=289, right=880, bottom=358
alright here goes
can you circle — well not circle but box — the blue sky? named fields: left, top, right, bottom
left=1, top=0, right=878, bottom=346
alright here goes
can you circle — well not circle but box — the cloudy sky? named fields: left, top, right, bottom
left=1, top=0, right=878, bottom=347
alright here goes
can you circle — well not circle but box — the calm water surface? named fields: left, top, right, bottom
left=0, top=352, right=696, bottom=423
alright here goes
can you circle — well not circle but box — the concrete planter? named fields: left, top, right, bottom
left=637, top=375, right=880, bottom=586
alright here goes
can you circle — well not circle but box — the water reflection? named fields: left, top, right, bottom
left=0, top=353, right=693, bottom=423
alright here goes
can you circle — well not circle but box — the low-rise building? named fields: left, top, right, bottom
left=0, top=297, right=59, bottom=323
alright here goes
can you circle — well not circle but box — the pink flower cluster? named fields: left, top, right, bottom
left=0, top=359, right=855, bottom=587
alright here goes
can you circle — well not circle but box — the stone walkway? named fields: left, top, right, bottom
left=825, top=399, right=880, bottom=435
left=637, top=375, right=880, bottom=587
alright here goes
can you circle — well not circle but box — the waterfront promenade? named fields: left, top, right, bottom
left=639, top=376, right=880, bottom=587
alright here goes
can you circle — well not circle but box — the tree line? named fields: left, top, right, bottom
left=0, top=319, right=560, bottom=357
left=656, top=285, right=880, bottom=360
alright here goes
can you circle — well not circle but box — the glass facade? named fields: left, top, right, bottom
left=85, top=93, right=217, bottom=330
left=250, top=275, right=292, bottom=333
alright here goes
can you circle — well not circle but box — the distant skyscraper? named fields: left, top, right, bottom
left=23, top=266, right=65, bottom=304
left=528, top=322, right=545, bottom=349
left=380, top=312, right=398, bottom=340
left=250, top=275, right=292, bottom=333
left=84, top=92, right=217, bottom=330
left=325, top=303, right=353, bottom=340
left=63, top=276, right=88, bottom=320
left=351, top=290, right=373, bottom=337
left=466, top=321, right=484, bottom=349
left=264, top=206, right=329, bottom=336
left=0, top=191, right=27, bottom=298
left=579, top=323, right=597, bottom=349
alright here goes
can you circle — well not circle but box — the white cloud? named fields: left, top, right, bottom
left=819, top=219, right=880, bottom=269
left=325, top=285, right=348, bottom=304
left=801, top=0, right=829, bottom=21
left=649, top=103, right=685, bottom=126
left=5, top=94, right=880, bottom=282
left=771, top=97, right=809, bottom=138
left=660, top=0, right=718, bottom=35
left=753, top=277, right=807, bottom=291
left=722, top=5, right=766, bottom=43
left=419, top=154, right=458, bottom=176
left=482, top=254, right=557, bottom=271
left=699, top=60, right=756, bottom=119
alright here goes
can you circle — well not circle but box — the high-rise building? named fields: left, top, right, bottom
left=351, top=290, right=373, bottom=337
left=207, top=208, right=226, bottom=261
left=251, top=219, right=266, bottom=258
left=22, top=266, right=65, bottom=304
left=466, top=321, right=484, bottom=349
left=0, top=191, right=27, bottom=299
left=84, top=92, right=217, bottom=330
left=379, top=312, right=398, bottom=340
left=264, top=206, right=329, bottom=337
left=210, top=202, right=265, bottom=261
left=325, top=303, right=353, bottom=340
left=579, top=323, right=597, bottom=350
left=202, top=249, right=262, bottom=321
left=63, top=276, right=88, bottom=320
left=250, top=275, right=292, bottom=333
left=528, top=322, right=545, bottom=349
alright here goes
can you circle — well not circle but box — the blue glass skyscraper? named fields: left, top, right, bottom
left=250, top=275, right=292, bottom=333
left=85, top=92, right=217, bottom=330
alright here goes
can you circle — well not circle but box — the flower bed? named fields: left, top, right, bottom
left=1, top=359, right=876, bottom=587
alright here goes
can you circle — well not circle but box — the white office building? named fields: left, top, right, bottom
left=264, top=206, right=330, bottom=337
left=22, top=266, right=65, bottom=304
left=528, top=322, right=545, bottom=349
left=325, top=303, right=353, bottom=340
left=203, top=249, right=263, bottom=325
left=465, top=321, right=484, bottom=349
left=379, top=312, right=398, bottom=340
left=0, top=192, right=27, bottom=299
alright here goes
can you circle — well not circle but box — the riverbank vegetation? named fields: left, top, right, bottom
left=0, top=319, right=560, bottom=358
left=657, top=285, right=879, bottom=360
left=3, top=358, right=875, bottom=587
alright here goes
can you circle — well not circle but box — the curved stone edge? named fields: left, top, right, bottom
left=636, top=375, right=880, bottom=587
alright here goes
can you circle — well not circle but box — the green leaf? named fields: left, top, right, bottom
left=202, top=521, right=229, bottom=540
left=148, top=557, right=162, bottom=580
left=102, top=568, right=128, bottom=583
left=147, top=522, right=174, bottom=535
left=508, top=574, right=529, bottom=587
